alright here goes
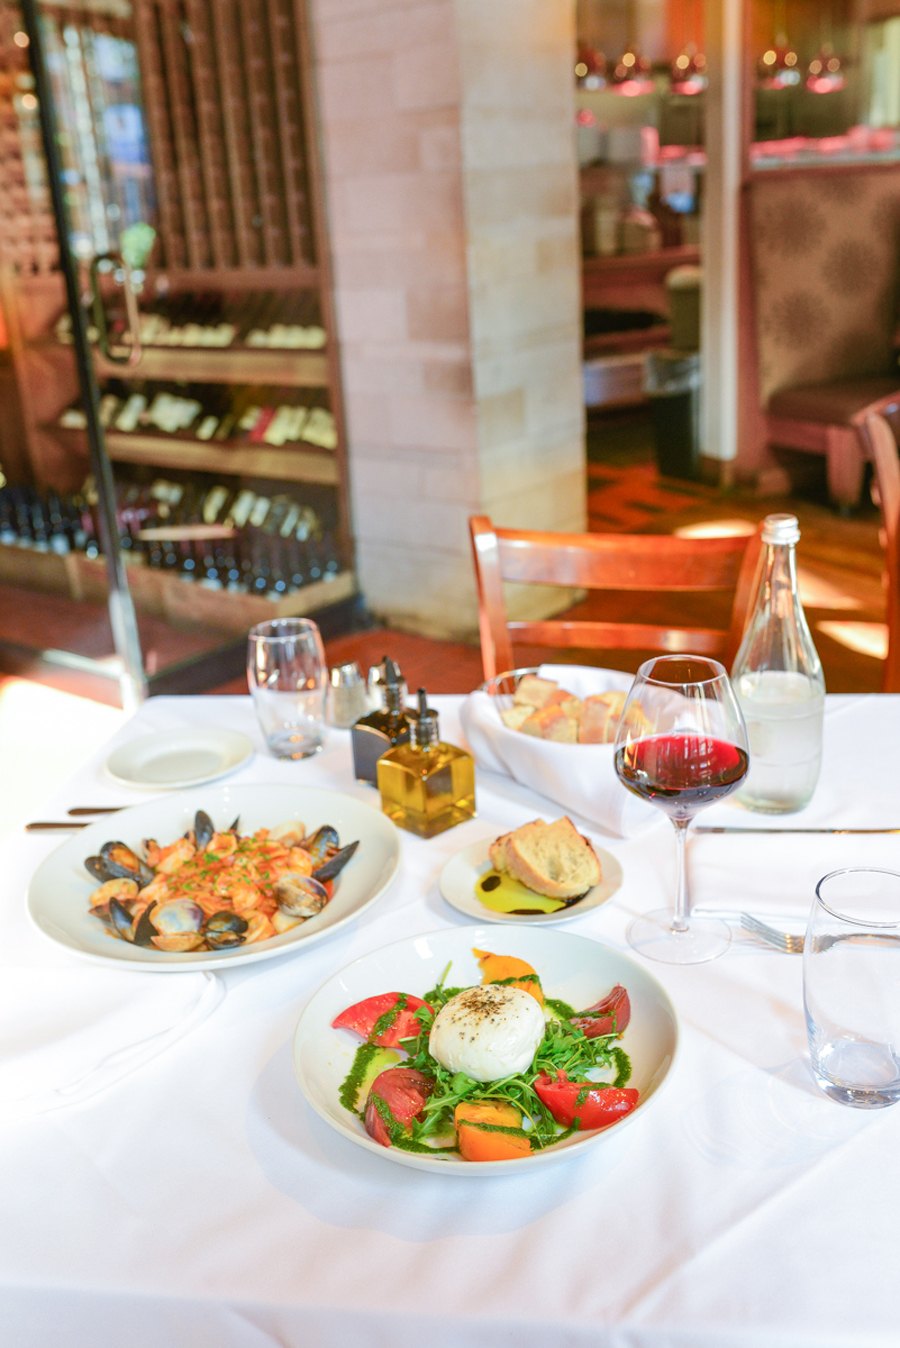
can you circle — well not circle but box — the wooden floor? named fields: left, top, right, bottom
left=0, top=410, right=888, bottom=701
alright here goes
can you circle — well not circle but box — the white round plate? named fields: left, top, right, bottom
left=105, top=727, right=254, bottom=790
left=440, top=838, right=623, bottom=925
left=293, top=925, right=678, bottom=1174
left=28, top=784, right=400, bottom=972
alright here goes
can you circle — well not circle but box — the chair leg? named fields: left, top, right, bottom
left=825, top=426, right=866, bottom=511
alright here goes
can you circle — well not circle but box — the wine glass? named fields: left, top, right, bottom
left=614, top=655, right=749, bottom=964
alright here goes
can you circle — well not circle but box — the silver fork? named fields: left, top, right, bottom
left=740, top=913, right=805, bottom=954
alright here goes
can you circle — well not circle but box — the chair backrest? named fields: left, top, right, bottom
left=746, top=165, right=900, bottom=407
left=867, top=412, right=900, bottom=693
left=469, top=514, right=763, bottom=681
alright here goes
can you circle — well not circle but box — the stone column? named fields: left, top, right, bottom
left=311, top=0, right=583, bottom=638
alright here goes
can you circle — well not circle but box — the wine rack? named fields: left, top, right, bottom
left=0, top=0, right=355, bottom=646
left=0, top=465, right=353, bottom=634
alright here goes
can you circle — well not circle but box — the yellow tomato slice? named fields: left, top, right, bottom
left=455, top=1100, right=532, bottom=1162
left=472, top=948, right=544, bottom=1005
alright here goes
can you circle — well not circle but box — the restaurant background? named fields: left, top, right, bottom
left=0, top=0, right=897, bottom=709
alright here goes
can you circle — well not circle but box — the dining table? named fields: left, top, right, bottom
left=2, top=688, right=899, bottom=1348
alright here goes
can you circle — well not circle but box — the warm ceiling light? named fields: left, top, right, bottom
left=670, top=47, right=707, bottom=95
left=757, top=41, right=801, bottom=89
left=575, top=45, right=606, bottom=89
left=610, top=47, right=654, bottom=95
left=806, top=47, right=846, bottom=93
left=13, top=31, right=29, bottom=48
left=758, top=2, right=801, bottom=89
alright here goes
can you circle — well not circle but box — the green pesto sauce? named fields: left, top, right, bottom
left=370, top=993, right=409, bottom=1042
left=490, top=973, right=542, bottom=990
left=338, top=1043, right=400, bottom=1114
left=458, top=1119, right=533, bottom=1146
left=611, top=1047, right=632, bottom=1089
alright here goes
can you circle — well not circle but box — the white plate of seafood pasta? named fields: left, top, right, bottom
left=27, top=785, right=400, bottom=972
left=293, top=925, right=678, bottom=1174
left=104, top=727, right=253, bottom=789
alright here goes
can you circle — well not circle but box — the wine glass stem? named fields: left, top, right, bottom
left=671, top=818, right=691, bottom=933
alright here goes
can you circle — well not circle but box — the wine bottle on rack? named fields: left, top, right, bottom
left=213, top=386, right=257, bottom=444
left=244, top=293, right=287, bottom=348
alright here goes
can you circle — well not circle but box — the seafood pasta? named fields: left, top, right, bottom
left=85, top=809, right=358, bottom=954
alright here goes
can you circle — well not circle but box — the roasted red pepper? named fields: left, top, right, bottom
left=332, top=992, right=431, bottom=1048
left=534, top=1069, right=639, bottom=1130
left=570, top=984, right=631, bottom=1039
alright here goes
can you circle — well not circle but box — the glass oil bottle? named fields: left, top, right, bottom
left=377, top=689, right=476, bottom=838
left=350, top=656, right=414, bottom=784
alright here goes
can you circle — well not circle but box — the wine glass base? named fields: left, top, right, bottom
left=627, top=909, right=731, bottom=964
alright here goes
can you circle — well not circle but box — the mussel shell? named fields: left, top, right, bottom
left=85, top=855, right=111, bottom=883
left=99, top=841, right=153, bottom=887
left=133, top=902, right=159, bottom=947
left=194, top=810, right=215, bottom=850
left=312, top=840, right=359, bottom=882
left=303, top=824, right=340, bottom=867
left=205, top=911, right=248, bottom=951
left=108, top=897, right=136, bottom=940
left=206, top=910, right=249, bottom=936
left=205, top=931, right=245, bottom=951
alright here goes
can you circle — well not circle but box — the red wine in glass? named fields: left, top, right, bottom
left=614, top=655, right=749, bottom=964
left=615, top=734, right=749, bottom=820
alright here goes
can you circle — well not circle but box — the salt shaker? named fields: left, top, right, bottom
left=328, top=661, right=369, bottom=728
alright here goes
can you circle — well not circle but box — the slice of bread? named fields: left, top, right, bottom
left=499, top=704, right=533, bottom=731
left=512, top=674, right=559, bottom=709
left=578, top=691, right=627, bottom=744
left=520, top=705, right=578, bottom=742
left=490, top=816, right=601, bottom=899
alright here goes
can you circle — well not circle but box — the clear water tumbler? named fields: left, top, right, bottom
left=247, top=618, right=327, bottom=759
left=804, top=867, right=900, bottom=1108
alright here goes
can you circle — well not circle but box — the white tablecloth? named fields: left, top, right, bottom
left=1, top=692, right=898, bottom=1348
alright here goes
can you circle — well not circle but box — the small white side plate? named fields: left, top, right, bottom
left=440, top=838, right=623, bottom=925
left=105, top=728, right=254, bottom=789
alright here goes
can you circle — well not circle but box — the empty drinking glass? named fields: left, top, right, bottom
left=247, top=618, right=327, bottom=759
left=804, top=867, right=900, bottom=1108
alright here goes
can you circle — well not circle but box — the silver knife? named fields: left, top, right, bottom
left=695, top=826, right=900, bottom=835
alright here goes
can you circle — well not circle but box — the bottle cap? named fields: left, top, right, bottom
left=330, top=660, right=363, bottom=688
left=761, top=513, right=800, bottom=546
left=411, top=687, right=439, bottom=750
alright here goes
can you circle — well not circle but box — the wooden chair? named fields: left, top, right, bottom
left=866, top=412, right=900, bottom=693
left=469, top=514, right=763, bottom=682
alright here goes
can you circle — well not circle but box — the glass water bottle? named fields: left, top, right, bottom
left=731, top=513, right=825, bottom=813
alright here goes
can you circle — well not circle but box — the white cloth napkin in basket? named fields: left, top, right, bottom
left=460, top=665, right=659, bottom=839
left=0, top=965, right=224, bottom=1122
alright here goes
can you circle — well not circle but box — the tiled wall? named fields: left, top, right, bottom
left=312, top=0, right=584, bottom=637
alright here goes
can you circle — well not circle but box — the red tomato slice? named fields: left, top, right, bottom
left=570, top=984, right=631, bottom=1039
left=534, top=1070, right=639, bottom=1131
left=364, top=1067, right=434, bottom=1147
left=332, top=992, right=431, bottom=1047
